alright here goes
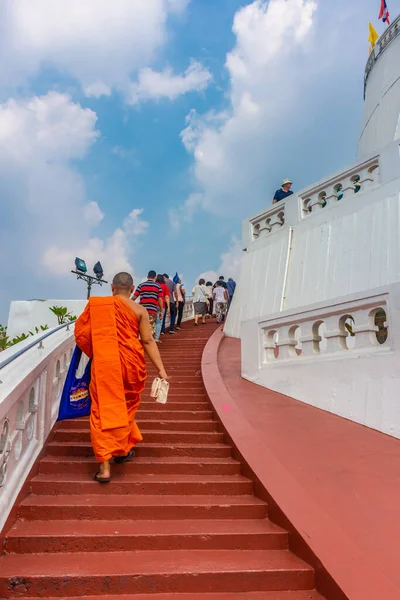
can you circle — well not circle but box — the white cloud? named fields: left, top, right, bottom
left=0, top=0, right=189, bottom=96
left=194, top=236, right=243, bottom=288
left=172, top=0, right=318, bottom=219
left=169, top=192, right=205, bottom=230
left=43, top=206, right=149, bottom=281
left=0, top=92, right=99, bottom=163
left=112, top=146, right=141, bottom=167
left=167, top=0, right=190, bottom=14
left=129, top=60, right=212, bottom=104
left=84, top=82, right=112, bottom=98
left=0, top=91, right=146, bottom=316
left=219, top=236, right=243, bottom=279
left=123, top=209, right=149, bottom=237
left=83, top=202, right=104, bottom=227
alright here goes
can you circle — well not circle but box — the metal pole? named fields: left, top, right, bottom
left=87, top=278, right=92, bottom=299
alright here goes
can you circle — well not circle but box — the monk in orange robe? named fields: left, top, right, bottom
left=75, top=272, right=168, bottom=483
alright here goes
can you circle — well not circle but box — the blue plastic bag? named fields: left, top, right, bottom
left=57, top=346, right=92, bottom=421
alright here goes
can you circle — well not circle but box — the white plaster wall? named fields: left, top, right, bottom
left=358, top=18, right=400, bottom=158
left=7, top=300, right=87, bottom=339
left=225, top=141, right=400, bottom=339
left=241, top=284, right=400, bottom=439
left=284, top=186, right=400, bottom=310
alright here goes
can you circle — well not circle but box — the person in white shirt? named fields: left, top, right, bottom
left=205, top=281, right=214, bottom=317
left=192, top=278, right=208, bottom=326
left=213, top=281, right=229, bottom=324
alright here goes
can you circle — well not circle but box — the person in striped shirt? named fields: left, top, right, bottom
left=133, top=271, right=163, bottom=336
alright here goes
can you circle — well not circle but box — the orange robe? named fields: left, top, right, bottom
left=74, top=296, right=147, bottom=462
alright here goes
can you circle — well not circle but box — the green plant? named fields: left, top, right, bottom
left=49, top=306, right=76, bottom=325
left=0, top=323, right=50, bottom=351
left=0, top=324, right=9, bottom=351
left=10, top=332, right=30, bottom=345
left=28, top=325, right=49, bottom=336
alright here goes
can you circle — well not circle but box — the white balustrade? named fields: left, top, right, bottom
left=260, top=294, right=388, bottom=365
left=250, top=203, right=286, bottom=242
left=0, top=325, right=75, bottom=532
left=300, top=156, right=380, bottom=217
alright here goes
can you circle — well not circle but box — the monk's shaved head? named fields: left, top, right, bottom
left=112, top=272, right=134, bottom=291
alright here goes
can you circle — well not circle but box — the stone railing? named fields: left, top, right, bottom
left=364, top=14, right=400, bottom=96
left=300, top=155, right=380, bottom=217
left=260, top=293, right=388, bottom=364
left=250, top=203, right=286, bottom=242
left=0, top=324, right=75, bottom=532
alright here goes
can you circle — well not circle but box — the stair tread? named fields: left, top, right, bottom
left=56, top=428, right=220, bottom=433
left=59, top=412, right=214, bottom=421
left=18, top=593, right=324, bottom=600
left=57, top=421, right=217, bottom=429
left=0, top=549, right=313, bottom=576
left=32, top=473, right=248, bottom=483
left=40, top=456, right=238, bottom=464
left=8, top=519, right=284, bottom=538
left=21, top=494, right=266, bottom=507
left=48, top=441, right=228, bottom=448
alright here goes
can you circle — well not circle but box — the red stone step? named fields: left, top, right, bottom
left=52, top=429, right=224, bottom=444
left=137, top=420, right=219, bottom=432
left=0, top=550, right=314, bottom=597
left=39, top=456, right=241, bottom=476
left=58, top=411, right=215, bottom=426
left=18, top=494, right=267, bottom=521
left=6, top=519, right=287, bottom=553
left=141, top=401, right=210, bottom=411
left=140, top=409, right=214, bottom=420
left=46, top=441, right=232, bottom=458
left=30, top=473, right=253, bottom=496
left=142, top=392, right=209, bottom=399
left=14, top=593, right=324, bottom=600
left=57, top=420, right=218, bottom=433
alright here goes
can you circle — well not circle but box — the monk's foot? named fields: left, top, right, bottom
left=94, top=472, right=111, bottom=484
left=114, top=449, right=135, bottom=464
left=94, top=460, right=111, bottom=483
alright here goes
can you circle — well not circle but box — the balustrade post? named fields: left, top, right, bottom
left=324, top=185, right=336, bottom=209
left=323, top=315, right=347, bottom=353
left=276, top=325, right=296, bottom=360
left=299, top=322, right=318, bottom=357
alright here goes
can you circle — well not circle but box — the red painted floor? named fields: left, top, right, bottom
left=211, top=334, right=400, bottom=600
left=0, top=322, right=324, bottom=599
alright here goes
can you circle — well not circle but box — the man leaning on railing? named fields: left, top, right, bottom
left=273, top=179, right=294, bottom=204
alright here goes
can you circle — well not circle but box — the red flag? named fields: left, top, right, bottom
left=379, top=0, right=390, bottom=25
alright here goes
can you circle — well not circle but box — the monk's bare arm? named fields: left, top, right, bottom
left=138, top=307, right=168, bottom=380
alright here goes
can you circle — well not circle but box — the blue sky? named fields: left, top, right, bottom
left=0, top=0, right=393, bottom=321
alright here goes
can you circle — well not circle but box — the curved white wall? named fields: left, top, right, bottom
left=358, top=16, right=400, bottom=158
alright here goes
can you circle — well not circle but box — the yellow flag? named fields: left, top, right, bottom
left=368, top=22, right=379, bottom=53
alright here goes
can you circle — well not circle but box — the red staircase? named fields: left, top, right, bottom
left=0, top=324, right=324, bottom=599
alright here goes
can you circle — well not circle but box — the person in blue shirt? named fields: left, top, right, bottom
left=227, top=278, right=236, bottom=310
left=273, top=179, right=293, bottom=204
